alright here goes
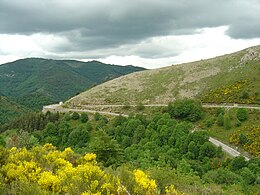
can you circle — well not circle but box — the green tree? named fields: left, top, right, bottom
left=239, top=133, right=248, bottom=145
left=199, top=142, right=216, bottom=158
left=89, top=130, right=124, bottom=167
left=203, top=168, right=241, bottom=184
left=240, top=167, right=256, bottom=184
left=136, top=102, right=145, bottom=111
left=230, top=156, right=247, bottom=172
left=0, top=135, right=6, bottom=147
left=71, top=112, right=80, bottom=120
left=224, top=114, right=232, bottom=130
left=216, top=113, right=224, bottom=126
left=168, top=99, right=204, bottom=122
left=67, top=124, right=91, bottom=148
left=80, top=112, right=89, bottom=123
left=58, top=121, right=72, bottom=146
left=236, top=108, right=248, bottom=121
left=123, top=102, right=131, bottom=109
left=43, top=122, right=57, bottom=137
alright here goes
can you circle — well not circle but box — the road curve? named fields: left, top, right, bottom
left=43, top=103, right=251, bottom=160
left=43, top=104, right=128, bottom=117
left=209, top=137, right=249, bottom=161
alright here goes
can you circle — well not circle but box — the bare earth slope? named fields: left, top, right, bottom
left=67, top=46, right=260, bottom=106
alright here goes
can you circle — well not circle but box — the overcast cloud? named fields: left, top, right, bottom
left=0, top=0, right=260, bottom=68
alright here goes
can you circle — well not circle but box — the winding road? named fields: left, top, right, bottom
left=43, top=103, right=257, bottom=160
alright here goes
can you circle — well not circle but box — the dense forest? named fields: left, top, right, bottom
left=0, top=100, right=259, bottom=194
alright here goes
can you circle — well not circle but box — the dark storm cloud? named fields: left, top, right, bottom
left=0, top=0, right=259, bottom=58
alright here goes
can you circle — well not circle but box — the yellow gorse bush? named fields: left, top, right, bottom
left=1, top=144, right=123, bottom=194
left=133, top=169, right=157, bottom=194
left=1, top=144, right=184, bottom=194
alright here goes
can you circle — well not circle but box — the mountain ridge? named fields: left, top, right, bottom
left=0, top=58, right=145, bottom=110
left=67, top=45, right=260, bottom=106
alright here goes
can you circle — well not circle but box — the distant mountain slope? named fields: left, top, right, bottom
left=67, top=45, right=260, bottom=106
left=0, top=58, right=145, bottom=110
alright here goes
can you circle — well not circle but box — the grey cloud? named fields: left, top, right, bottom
left=0, top=0, right=260, bottom=58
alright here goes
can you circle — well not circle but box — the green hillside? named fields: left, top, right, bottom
left=0, top=58, right=145, bottom=110
left=0, top=96, right=29, bottom=125
left=67, top=45, right=260, bottom=106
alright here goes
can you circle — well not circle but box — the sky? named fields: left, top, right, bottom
left=0, top=0, right=260, bottom=69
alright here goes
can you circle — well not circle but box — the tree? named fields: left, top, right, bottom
left=236, top=108, right=248, bottom=122
left=71, top=112, right=80, bottom=120
left=43, top=122, right=57, bottom=137
left=136, top=102, right=145, bottom=111
left=80, top=112, right=89, bottom=123
left=216, top=113, right=224, bottom=126
left=67, top=124, right=90, bottom=148
left=89, top=130, right=124, bottom=167
left=199, top=142, right=216, bottom=158
left=224, top=114, right=232, bottom=130
left=58, top=121, right=72, bottom=145
left=239, top=133, right=248, bottom=145
left=168, top=99, right=204, bottom=122
left=203, top=168, right=241, bottom=184
left=123, top=102, right=131, bottom=109
left=230, top=156, right=247, bottom=172
left=0, top=135, right=6, bottom=147
left=240, top=167, right=256, bottom=184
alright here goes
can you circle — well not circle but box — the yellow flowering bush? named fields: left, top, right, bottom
left=165, top=185, right=180, bottom=195
left=201, top=79, right=257, bottom=104
left=38, top=171, right=61, bottom=192
left=133, top=169, right=157, bottom=194
left=0, top=144, right=124, bottom=194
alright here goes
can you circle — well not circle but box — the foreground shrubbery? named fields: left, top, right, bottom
left=0, top=145, right=180, bottom=195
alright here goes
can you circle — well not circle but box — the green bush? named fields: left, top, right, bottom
left=216, top=113, right=224, bottom=126
left=224, top=114, right=232, bottom=130
left=203, top=168, right=241, bottom=184
left=168, top=99, right=204, bottom=122
left=123, top=102, right=131, bottom=110
left=236, top=108, right=248, bottom=121
left=71, top=112, right=80, bottom=120
left=80, top=112, right=89, bottom=123
left=136, top=102, right=145, bottom=111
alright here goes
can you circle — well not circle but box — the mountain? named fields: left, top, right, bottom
left=0, top=58, right=145, bottom=110
left=67, top=45, right=260, bottom=106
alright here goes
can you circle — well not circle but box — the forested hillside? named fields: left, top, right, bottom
left=0, top=58, right=144, bottom=124
left=0, top=96, right=29, bottom=125
left=0, top=58, right=145, bottom=110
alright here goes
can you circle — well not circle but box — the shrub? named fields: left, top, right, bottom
left=216, top=113, right=224, bottom=126
left=236, top=108, right=248, bottom=121
left=123, top=102, right=131, bottom=110
left=168, top=99, right=204, bottom=122
left=80, top=113, right=89, bottom=123
left=203, top=168, right=241, bottom=184
left=136, top=102, right=145, bottom=111
left=224, top=114, right=232, bottom=130
left=71, top=112, right=80, bottom=120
